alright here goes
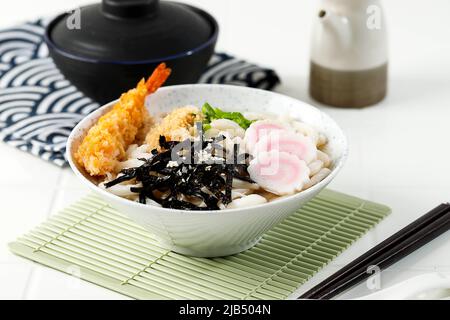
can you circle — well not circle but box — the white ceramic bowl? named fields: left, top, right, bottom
left=67, top=84, right=348, bottom=257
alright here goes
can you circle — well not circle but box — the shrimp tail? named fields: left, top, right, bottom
left=146, top=63, right=172, bottom=94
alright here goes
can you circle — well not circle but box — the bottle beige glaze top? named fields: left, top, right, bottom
left=310, top=0, right=388, bottom=108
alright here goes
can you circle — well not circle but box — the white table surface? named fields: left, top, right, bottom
left=1, top=0, right=449, bottom=300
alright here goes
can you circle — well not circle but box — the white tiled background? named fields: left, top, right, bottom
left=1, top=0, right=449, bottom=300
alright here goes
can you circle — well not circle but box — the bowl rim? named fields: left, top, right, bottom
left=44, top=3, right=219, bottom=65
left=67, top=84, right=348, bottom=215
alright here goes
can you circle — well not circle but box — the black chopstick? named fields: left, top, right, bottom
left=299, top=203, right=450, bottom=299
left=300, top=203, right=450, bottom=298
left=317, top=211, right=450, bottom=299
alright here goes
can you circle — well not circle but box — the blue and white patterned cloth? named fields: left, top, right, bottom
left=0, top=19, right=280, bottom=166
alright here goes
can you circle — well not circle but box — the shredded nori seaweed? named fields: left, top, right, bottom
left=105, top=134, right=254, bottom=211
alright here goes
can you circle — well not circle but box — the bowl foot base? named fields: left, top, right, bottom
left=154, top=236, right=263, bottom=258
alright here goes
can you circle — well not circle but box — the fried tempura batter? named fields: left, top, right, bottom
left=145, top=106, right=202, bottom=150
left=75, top=63, right=171, bottom=176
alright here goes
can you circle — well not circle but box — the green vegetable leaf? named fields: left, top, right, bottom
left=201, top=103, right=254, bottom=130
left=202, top=103, right=216, bottom=123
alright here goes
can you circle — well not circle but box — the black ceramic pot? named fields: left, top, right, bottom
left=45, top=0, right=218, bottom=104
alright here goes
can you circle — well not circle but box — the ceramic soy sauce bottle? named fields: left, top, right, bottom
left=309, top=0, right=388, bottom=108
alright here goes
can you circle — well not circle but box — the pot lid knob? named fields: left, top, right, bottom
left=102, top=0, right=159, bottom=19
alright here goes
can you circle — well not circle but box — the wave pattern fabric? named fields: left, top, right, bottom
left=0, top=19, right=280, bottom=166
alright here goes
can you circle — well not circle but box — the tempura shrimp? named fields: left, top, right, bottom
left=75, top=63, right=171, bottom=176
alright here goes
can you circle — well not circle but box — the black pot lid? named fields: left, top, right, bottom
left=46, top=0, right=218, bottom=63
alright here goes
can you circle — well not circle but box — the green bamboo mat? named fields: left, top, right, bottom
left=9, top=189, right=390, bottom=300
